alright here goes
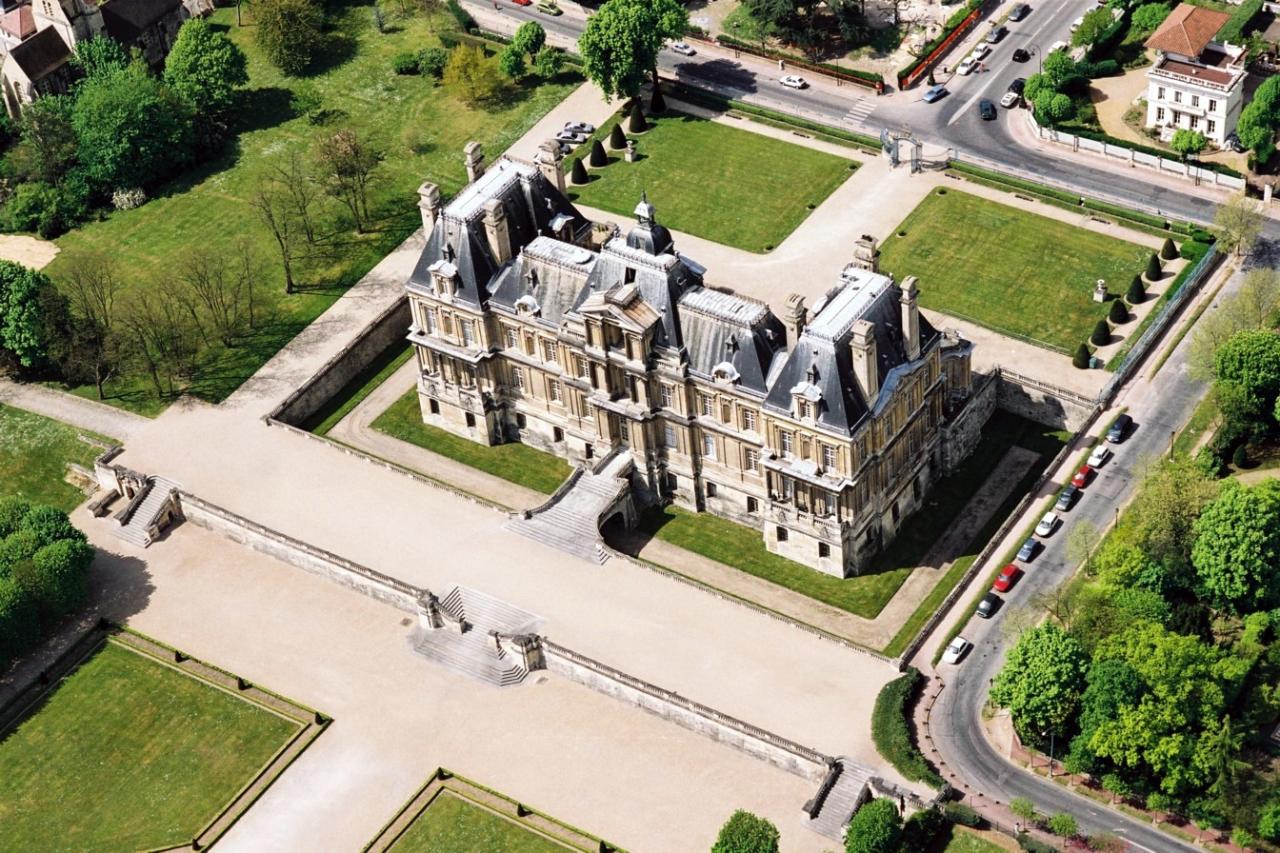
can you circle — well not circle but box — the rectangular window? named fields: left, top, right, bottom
left=465, top=412, right=476, bottom=428
left=574, top=355, right=589, bottom=379
left=664, top=424, right=678, bottom=448
left=702, top=433, right=716, bottom=459
left=553, top=426, right=564, bottom=442
left=1157, top=86, right=1165, bottom=100
left=744, top=448, right=760, bottom=472
left=705, top=482, right=717, bottom=498
left=542, top=339, right=558, bottom=363
left=504, top=327, right=518, bottom=349
left=1189, top=115, right=1199, bottom=130
left=428, top=398, right=440, bottom=415
left=742, top=409, right=757, bottom=432
left=619, top=420, right=630, bottom=441
left=460, top=320, right=476, bottom=347
left=818, top=542, right=830, bottom=559
left=548, top=379, right=562, bottom=404
left=822, top=445, right=836, bottom=470
left=780, top=430, right=794, bottom=456
left=776, top=525, right=788, bottom=542
left=781, top=478, right=794, bottom=501
left=746, top=496, right=759, bottom=513
left=1209, top=99, right=1217, bottom=113
left=1173, top=90, right=1181, bottom=103
left=516, top=413, right=526, bottom=429
left=797, top=401, right=810, bottom=420
left=701, top=394, right=714, bottom=417
left=513, top=367, right=526, bottom=392
left=1207, top=119, right=1217, bottom=134
left=1191, top=94, right=1199, bottom=107
left=1156, top=107, right=1165, bottom=122
left=721, top=401, right=732, bottom=423
left=660, top=384, right=674, bottom=408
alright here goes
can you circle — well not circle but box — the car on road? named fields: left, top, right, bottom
left=1035, top=511, right=1059, bottom=537
left=1000, top=91, right=1021, bottom=108
left=958, top=56, right=978, bottom=76
left=537, top=0, right=562, bottom=14
left=942, top=636, right=972, bottom=664
left=1107, top=413, right=1133, bottom=443
left=563, top=121, right=595, bottom=134
left=1049, top=39, right=1069, bottom=54
left=978, top=98, right=997, bottom=120
left=1055, top=484, right=1079, bottom=512
left=1009, top=77, right=1026, bottom=94
left=1071, top=14, right=1084, bottom=31
left=555, top=130, right=588, bottom=144
left=993, top=564, right=1022, bottom=593
left=1009, top=3, right=1031, bottom=21
left=986, top=25, right=1008, bottom=43
left=512, top=0, right=532, bottom=5
left=1017, top=537, right=1039, bottom=562
left=922, top=84, right=949, bottom=103
left=670, top=41, right=696, bottom=56
left=977, top=591, right=1002, bottom=618
left=1012, top=48, right=1030, bottom=62
left=972, top=43, right=992, bottom=61
left=1072, top=465, right=1095, bottom=488
left=780, top=75, right=809, bottom=89
left=1088, top=445, right=1112, bottom=468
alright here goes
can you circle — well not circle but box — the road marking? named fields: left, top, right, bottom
left=843, top=97, right=876, bottom=126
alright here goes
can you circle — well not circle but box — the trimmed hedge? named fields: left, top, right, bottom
left=945, top=803, right=984, bottom=828
left=713, top=34, right=885, bottom=85
left=1217, top=0, right=1262, bottom=45
left=871, top=666, right=944, bottom=787
left=898, top=0, right=983, bottom=85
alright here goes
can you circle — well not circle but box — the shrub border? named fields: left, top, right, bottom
left=872, top=666, right=944, bottom=787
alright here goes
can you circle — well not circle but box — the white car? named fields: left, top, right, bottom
left=780, top=75, right=809, bottom=89
left=1000, top=90, right=1021, bottom=108
left=942, top=636, right=972, bottom=665
left=957, top=56, right=978, bottom=76
left=1035, top=512, right=1060, bottom=538
left=1087, top=445, right=1112, bottom=468
left=670, top=41, right=696, bottom=56
left=563, top=121, right=595, bottom=134
left=1070, top=14, right=1083, bottom=31
left=971, top=43, right=991, bottom=61
left=554, top=129, right=588, bottom=144
left=1049, top=39, right=1069, bottom=54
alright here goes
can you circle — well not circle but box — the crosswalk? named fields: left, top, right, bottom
left=842, top=96, right=877, bottom=127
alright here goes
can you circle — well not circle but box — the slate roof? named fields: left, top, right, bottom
left=8, top=26, right=69, bottom=81
left=100, top=0, right=182, bottom=43
left=1145, top=3, right=1231, bottom=55
left=678, top=288, right=785, bottom=396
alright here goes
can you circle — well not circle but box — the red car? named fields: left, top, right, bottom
left=512, top=0, right=532, bottom=5
left=993, top=564, right=1021, bottom=592
left=1071, top=465, right=1094, bottom=488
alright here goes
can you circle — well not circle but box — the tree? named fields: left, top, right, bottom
left=511, top=20, right=547, bottom=57
left=608, top=123, right=627, bottom=150
left=271, top=151, right=319, bottom=245
left=116, top=289, right=194, bottom=397
left=1048, top=813, right=1079, bottom=837
left=1010, top=797, right=1038, bottom=822
left=589, top=138, right=607, bottom=167
left=1159, top=237, right=1177, bottom=261
left=71, top=36, right=128, bottom=81
left=1126, top=455, right=1220, bottom=568
left=1043, top=51, right=1076, bottom=87
left=711, top=809, right=780, bottom=853
left=498, top=44, right=527, bottom=80
left=1126, top=276, right=1145, bottom=304
left=0, top=576, right=39, bottom=670
left=1170, top=128, right=1207, bottom=160
left=1131, top=2, right=1171, bottom=35
left=578, top=0, right=688, bottom=100
left=1023, top=72, right=1051, bottom=104
left=0, top=496, right=30, bottom=538
left=1215, top=193, right=1264, bottom=258
left=1196, top=715, right=1246, bottom=800
left=628, top=100, right=647, bottom=132
left=9, top=96, right=77, bottom=186
left=1192, top=479, right=1280, bottom=613
left=251, top=180, right=299, bottom=294
left=164, top=18, right=249, bottom=117
left=569, top=157, right=587, bottom=184
left=29, top=537, right=93, bottom=617
left=1034, top=91, right=1074, bottom=123
left=533, top=46, right=564, bottom=79
left=443, top=45, right=505, bottom=106
left=179, top=247, right=249, bottom=346
left=1066, top=519, right=1100, bottom=568
left=0, top=260, right=70, bottom=370
left=1236, top=75, right=1280, bottom=161
left=72, top=65, right=194, bottom=193
left=1072, top=7, right=1113, bottom=46
left=845, top=798, right=901, bottom=853
left=1108, top=299, right=1128, bottom=324
left=1214, top=329, right=1280, bottom=435
left=1144, top=253, right=1162, bottom=281
left=1259, top=800, right=1280, bottom=842
left=1073, top=342, right=1091, bottom=369
left=315, top=129, right=378, bottom=233
left=254, top=0, right=324, bottom=76
left=1091, top=318, right=1110, bottom=346
left=419, top=47, right=449, bottom=79
left=57, top=248, right=121, bottom=399
left=990, top=624, right=1089, bottom=739
left=1190, top=267, right=1280, bottom=380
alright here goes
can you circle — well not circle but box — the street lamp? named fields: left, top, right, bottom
left=1042, top=729, right=1056, bottom=778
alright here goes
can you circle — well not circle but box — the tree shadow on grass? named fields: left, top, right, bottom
left=305, top=31, right=360, bottom=77
left=235, top=86, right=299, bottom=135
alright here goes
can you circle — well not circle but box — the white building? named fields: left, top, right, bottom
left=1143, top=3, right=1246, bottom=146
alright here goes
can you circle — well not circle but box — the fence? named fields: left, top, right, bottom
left=898, top=2, right=988, bottom=90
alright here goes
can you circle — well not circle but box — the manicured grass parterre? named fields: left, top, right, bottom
left=878, top=189, right=1151, bottom=354
left=934, top=826, right=1009, bottom=853
left=0, top=403, right=113, bottom=510
left=0, top=641, right=298, bottom=850
left=390, top=792, right=568, bottom=853
left=48, top=5, right=578, bottom=415
left=373, top=389, right=572, bottom=494
left=643, top=411, right=1068, bottom=624
left=567, top=111, right=856, bottom=252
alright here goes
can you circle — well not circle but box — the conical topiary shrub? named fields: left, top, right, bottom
left=608, top=123, right=626, bottom=150
left=651, top=85, right=666, bottom=113
left=570, top=156, right=587, bottom=185
left=1073, top=343, right=1091, bottom=369
left=1145, top=253, right=1162, bottom=282
left=1108, top=299, right=1128, bottom=323
left=1160, top=237, right=1177, bottom=260
left=1091, top=319, right=1111, bottom=347
left=1126, top=276, right=1145, bottom=305
left=628, top=101, right=647, bottom=133
left=589, top=138, right=607, bottom=167
left=1233, top=442, right=1249, bottom=469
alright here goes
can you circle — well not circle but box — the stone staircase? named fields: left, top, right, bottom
left=111, top=476, right=179, bottom=548
left=805, top=758, right=873, bottom=841
left=411, top=586, right=542, bottom=687
left=506, top=452, right=633, bottom=564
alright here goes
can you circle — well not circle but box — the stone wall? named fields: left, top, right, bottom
left=996, top=370, right=1096, bottom=432
left=269, top=296, right=411, bottom=427
left=940, top=371, right=998, bottom=475
left=542, top=639, right=832, bottom=782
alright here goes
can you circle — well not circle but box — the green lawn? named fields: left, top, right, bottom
left=373, top=389, right=572, bottom=495
left=933, top=826, right=1008, bottom=853
left=643, top=411, right=1066, bottom=624
left=0, top=642, right=298, bottom=850
left=391, top=792, right=568, bottom=853
left=878, top=189, right=1151, bottom=354
left=47, top=5, right=578, bottom=415
left=0, top=403, right=113, bottom=510
left=304, top=339, right=413, bottom=435
left=567, top=110, right=856, bottom=252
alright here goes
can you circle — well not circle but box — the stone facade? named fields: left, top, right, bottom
left=403, top=144, right=985, bottom=577
left=1143, top=4, right=1245, bottom=146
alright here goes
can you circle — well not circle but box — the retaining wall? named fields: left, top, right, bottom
left=996, top=370, right=1096, bottom=431
left=940, top=371, right=998, bottom=474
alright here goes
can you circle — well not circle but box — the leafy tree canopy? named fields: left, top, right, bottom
left=1192, top=479, right=1280, bottom=613
left=512, top=20, right=547, bottom=56
left=1072, top=7, right=1115, bottom=46
left=0, top=259, right=70, bottom=369
left=990, top=623, right=1089, bottom=738
left=71, top=36, right=129, bottom=81
left=1130, top=3, right=1171, bottom=35
left=164, top=18, right=249, bottom=115
left=254, top=0, right=325, bottom=76
left=845, top=798, right=901, bottom=853
left=711, top=809, right=780, bottom=853
left=578, top=0, right=687, bottom=100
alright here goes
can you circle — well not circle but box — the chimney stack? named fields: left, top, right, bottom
left=417, top=181, right=441, bottom=235
left=784, top=293, right=807, bottom=347
left=483, top=198, right=511, bottom=265
left=851, top=234, right=880, bottom=272
left=850, top=319, right=879, bottom=402
left=535, top=138, right=565, bottom=193
left=900, top=276, right=920, bottom=361
left=463, top=141, right=485, bottom=183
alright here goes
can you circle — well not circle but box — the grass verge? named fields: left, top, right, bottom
left=303, top=339, right=413, bottom=435
left=872, top=666, right=943, bottom=787
left=0, top=403, right=113, bottom=509
left=390, top=791, right=566, bottom=852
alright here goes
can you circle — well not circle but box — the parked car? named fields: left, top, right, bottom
left=537, top=0, right=562, bottom=14
left=923, top=84, right=949, bottom=103
left=958, top=56, right=978, bottom=76
left=563, top=121, right=596, bottom=134
left=1017, top=538, right=1039, bottom=562
left=942, top=636, right=972, bottom=664
left=986, top=25, right=1008, bottom=43
left=977, top=592, right=1002, bottom=619
left=1000, top=91, right=1021, bottom=108
left=1071, top=14, right=1084, bottom=31
left=1010, top=77, right=1027, bottom=94
left=1072, top=465, right=1095, bottom=488
left=1009, top=3, right=1031, bottom=21
left=512, top=0, right=532, bottom=5
left=1035, top=511, right=1059, bottom=537
left=1012, top=48, right=1031, bottom=62
left=1049, top=40, right=1069, bottom=54
left=978, top=99, right=997, bottom=120
left=1055, top=484, right=1079, bottom=512
left=993, top=564, right=1022, bottom=593
left=780, top=75, right=809, bottom=89
left=670, top=41, right=696, bottom=56
left=555, top=129, right=588, bottom=144
left=1107, top=413, right=1133, bottom=443
left=972, top=43, right=992, bottom=61
left=1088, top=445, right=1112, bottom=468
left=1225, top=132, right=1245, bottom=153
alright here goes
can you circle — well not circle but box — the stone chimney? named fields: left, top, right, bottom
left=784, top=293, right=807, bottom=347
left=417, top=181, right=442, bottom=235
left=483, top=198, right=511, bottom=265
left=851, top=234, right=880, bottom=272
left=900, top=275, right=920, bottom=361
left=535, top=138, right=565, bottom=193
left=463, top=141, right=485, bottom=183
left=850, top=319, right=879, bottom=402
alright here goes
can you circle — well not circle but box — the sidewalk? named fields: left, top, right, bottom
left=0, top=379, right=147, bottom=442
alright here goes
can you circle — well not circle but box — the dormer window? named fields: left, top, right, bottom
left=797, top=401, right=811, bottom=420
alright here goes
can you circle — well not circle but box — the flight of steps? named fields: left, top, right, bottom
left=806, top=759, right=873, bottom=841
left=112, top=476, right=179, bottom=548
left=506, top=453, right=632, bottom=564
left=411, top=586, right=542, bottom=687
